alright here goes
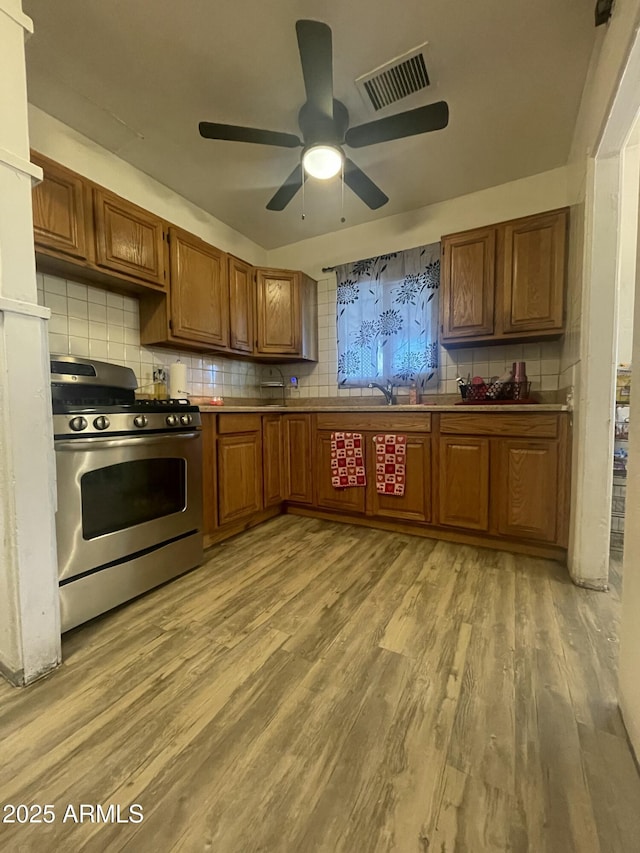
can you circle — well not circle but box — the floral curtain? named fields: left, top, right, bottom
left=336, top=243, right=440, bottom=387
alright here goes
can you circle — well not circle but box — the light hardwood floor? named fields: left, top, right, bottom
left=0, top=516, right=638, bottom=852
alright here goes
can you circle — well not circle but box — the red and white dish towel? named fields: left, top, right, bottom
left=373, top=433, right=407, bottom=496
left=330, top=432, right=366, bottom=488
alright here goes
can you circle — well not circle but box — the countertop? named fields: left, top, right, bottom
left=198, top=403, right=570, bottom=413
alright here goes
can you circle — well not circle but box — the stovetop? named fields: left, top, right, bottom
left=52, top=399, right=202, bottom=438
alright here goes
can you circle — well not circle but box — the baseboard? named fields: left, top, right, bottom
left=0, top=659, right=24, bottom=687
left=568, top=574, right=609, bottom=591
left=203, top=505, right=282, bottom=550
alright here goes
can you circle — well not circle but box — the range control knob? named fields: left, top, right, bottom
left=166, top=414, right=178, bottom=426
left=180, top=414, right=192, bottom=426
left=93, top=416, right=110, bottom=431
left=69, top=416, right=88, bottom=432
left=133, top=415, right=148, bottom=428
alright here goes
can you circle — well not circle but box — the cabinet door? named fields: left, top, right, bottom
left=170, top=227, right=229, bottom=348
left=496, top=439, right=558, bottom=542
left=93, top=188, right=165, bottom=286
left=315, top=431, right=366, bottom=513
left=256, top=269, right=300, bottom=355
left=31, top=153, right=88, bottom=260
left=283, top=414, right=313, bottom=503
left=263, top=415, right=283, bottom=507
left=438, top=437, right=490, bottom=530
left=217, top=432, right=263, bottom=525
left=201, top=414, right=217, bottom=537
left=228, top=256, right=254, bottom=354
left=502, top=209, right=567, bottom=333
left=441, top=227, right=495, bottom=340
left=368, top=433, right=431, bottom=523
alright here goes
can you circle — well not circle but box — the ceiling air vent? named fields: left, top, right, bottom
left=355, top=43, right=430, bottom=112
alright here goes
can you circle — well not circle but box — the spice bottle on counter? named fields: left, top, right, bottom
left=408, top=382, right=418, bottom=404
left=512, top=361, right=528, bottom=399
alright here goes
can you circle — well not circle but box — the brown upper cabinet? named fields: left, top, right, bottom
left=169, top=228, right=229, bottom=348
left=440, top=207, right=568, bottom=346
left=93, top=188, right=166, bottom=288
left=255, top=269, right=318, bottom=361
left=228, top=255, right=255, bottom=355
left=31, top=152, right=90, bottom=262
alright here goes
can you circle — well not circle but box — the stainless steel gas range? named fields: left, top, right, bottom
left=50, top=355, right=203, bottom=632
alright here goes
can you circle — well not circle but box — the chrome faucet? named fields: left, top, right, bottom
left=368, top=381, right=395, bottom=405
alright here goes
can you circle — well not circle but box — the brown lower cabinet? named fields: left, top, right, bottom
left=262, top=415, right=284, bottom=507
left=438, top=436, right=490, bottom=531
left=315, top=431, right=366, bottom=513
left=201, top=411, right=571, bottom=560
left=283, top=414, right=313, bottom=503
left=217, top=429, right=263, bottom=526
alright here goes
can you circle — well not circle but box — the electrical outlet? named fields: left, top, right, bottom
left=153, top=367, right=167, bottom=383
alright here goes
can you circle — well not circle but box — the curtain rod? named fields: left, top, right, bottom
left=321, top=241, right=438, bottom=274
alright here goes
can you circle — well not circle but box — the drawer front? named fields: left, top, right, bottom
left=440, top=413, right=559, bottom=438
left=217, top=414, right=262, bottom=434
left=315, top=413, right=431, bottom=433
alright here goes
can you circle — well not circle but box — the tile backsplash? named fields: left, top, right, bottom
left=275, top=277, right=563, bottom=401
left=38, top=274, right=258, bottom=399
left=39, top=273, right=563, bottom=402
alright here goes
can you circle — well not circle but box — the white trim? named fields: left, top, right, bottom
left=0, top=3, right=33, bottom=34
left=0, top=147, right=43, bottom=183
left=0, top=297, right=50, bottom=320
left=599, top=26, right=640, bottom=156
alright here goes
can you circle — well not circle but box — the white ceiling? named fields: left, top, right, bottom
left=23, top=0, right=596, bottom=250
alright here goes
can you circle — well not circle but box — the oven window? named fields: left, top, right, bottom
left=81, top=458, right=186, bottom=539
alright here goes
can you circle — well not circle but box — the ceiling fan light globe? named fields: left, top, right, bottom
left=302, top=145, right=343, bottom=180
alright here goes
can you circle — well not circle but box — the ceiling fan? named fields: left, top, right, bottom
left=199, top=20, right=449, bottom=212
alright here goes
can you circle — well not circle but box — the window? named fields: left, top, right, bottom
left=335, top=243, right=440, bottom=387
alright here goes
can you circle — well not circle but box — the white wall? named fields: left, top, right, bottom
left=0, top=0, right=60, bottom=684
left=28, top=107, right=269, bottom=267
left=267, top=167, right=570, bottom=281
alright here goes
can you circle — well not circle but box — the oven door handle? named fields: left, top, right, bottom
left=54, top=431, right=201, bottom=452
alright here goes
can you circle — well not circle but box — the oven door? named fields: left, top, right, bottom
left=54, top=431, right=202, bottom=582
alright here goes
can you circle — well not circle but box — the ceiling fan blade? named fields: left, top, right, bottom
left=343, top=158, right=388, bottom=210
left=266, top=163, right=304, bottom=211
left=296, top=20, right=334, bottom=122
left=199, top=122, right=301, bottom=148
left=345, top=101, right=449, bottom=148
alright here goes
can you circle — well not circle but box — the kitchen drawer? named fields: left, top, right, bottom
left=217, top=414, right=262, bottom=433
left=315, top=413, right=431, bottom=433
left=440, top=413, right=559, bottom=438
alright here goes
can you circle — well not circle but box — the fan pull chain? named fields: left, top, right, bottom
left=301, top=170, right=305, bottom=221
left=340, top=160, right=346, bottom=224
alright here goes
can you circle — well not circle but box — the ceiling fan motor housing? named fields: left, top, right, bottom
left=298, top=99, right=350, bottom=146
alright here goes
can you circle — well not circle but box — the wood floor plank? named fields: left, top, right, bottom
left=0, top=516, right=637, bottom=853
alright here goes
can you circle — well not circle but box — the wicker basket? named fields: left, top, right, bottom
left=460, top=380, right=531, bottom=402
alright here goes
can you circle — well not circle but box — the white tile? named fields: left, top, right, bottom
left=122, top=295, right=138, bottom=312
left=108, top=325, right=125, bottom=343
left=124, top=344, right=142, bottom=363
left=48, top=332, right=69, bottom=354
left=88, top=303, right=107, bottom=323
left=87, top=287, right=107, bottom=305
left=69, top=337, right=90, bottom=357
left=48, top=314, right=68, bottom=335
left=523, top=343, right=541, bottom=360
left=107, top=292, right=125, bottom=308
left=89, top=321, right=107, bottom=340
left=44, top=274, right=67, bottom=296
left=123, top=310, right=139, bottom=329
left=108, top=341, right=126, bottom=361
left=66, top=281, right=88, bottom=301
left=68, top=298, right=88, bottom=319
left=124, top=327, right=140, bottom=346
left=44, top=292, right=67, bottom=314
left=472, top=362, right=489, bottom=379
left=541, top=358, right=560, bottom=375
left=107, top=307, right=124, bottom=326
left=36, top=272, right=45, bottom=290
left=541, top=375, right=559, bottom=391
left=69, top=317, right=89, bottom=338
left=89, top=339, right=108, bottom=359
